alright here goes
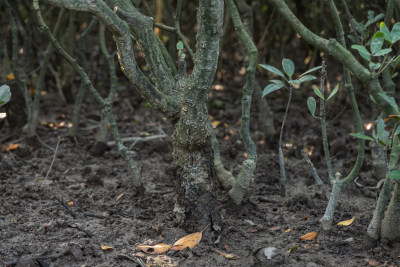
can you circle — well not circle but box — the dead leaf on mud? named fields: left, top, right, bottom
left=116, top=193, right=125, bottom=202
left=2, top=143, right=19, bottom=151
left=300, top=232, right=317, bottom=241
left=215, top=250, right=241, bottom=260
left=171, top=223, right=210, bottom=251
left=137, top=244, right=172, bottom=254
left=100, top=245, right=113, bottom=251
left=337, top=216, right=355, bottom=226
left=367, top=259, right=383, bottom=266
left=6, top=73, right=15, bottom=80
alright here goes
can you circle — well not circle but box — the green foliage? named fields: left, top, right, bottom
left=349, top=133, right=374, bottom=141
left=326, top=84, right=339, bottom=101
left=282, top=58, right=294, bottom=79
left=176, top=41, right=184, bottom=50
left=370, top=32, right=384, bottom=54
left=0, top=85, right=11, bottom=106
left=262, top=83, right=284, bottom=97
left=307, top=97, right=317, bottom=118
left=351, top=22, right=400, bottom=73
left=348, top=10, right=384, bottom=42
left=176, top=41, right=185, bottom=59
left=378, top=93, right=399, bottom=113
left=260, top=64, right=285, bottom=79
left=312, top=85, right=324, bottom=100
left=351, top=45, right=370, bottom=61
left=260, top=59, right=321, bottom=98
left=388, top=170, right=400, bottom=180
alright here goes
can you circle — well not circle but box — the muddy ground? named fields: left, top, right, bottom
left=1, top=75, right=400, bottom=267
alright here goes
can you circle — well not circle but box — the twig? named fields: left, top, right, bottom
left=106, top=134, right=167, bottom=147
left=354, top=177, right=385, bottom=190
left=84, top=212, right=109, bottom=219
left=316, top=237, right=354, bottom=250
left=301, top=149, right=324, bottom=185
left=44, top=136, right=62, bottom=180
left=35, top=133, right=55, bottom=152
left=117, top=254, right=148, bottom=267
left=54, top=196, right=77, bottom=218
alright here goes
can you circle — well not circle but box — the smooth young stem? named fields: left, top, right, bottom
left=278, top=86, right=293, bottom=196
left=69, top=18, right=97, bottom=138
left=225, top=0, right=257, bottom=205
left=319, top=62, right=334, bottom=183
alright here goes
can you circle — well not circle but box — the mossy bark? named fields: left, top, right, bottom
left=381, top=183, right=400, bottom=241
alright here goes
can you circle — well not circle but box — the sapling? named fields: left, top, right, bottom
left=260, top=59, right=321, bottom=196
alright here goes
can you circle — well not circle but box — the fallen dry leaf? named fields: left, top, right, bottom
left=337, top=216, right=355, bottom=226
left=300, top=232, right=317, bottom=241
left=100, top=245, right=113, bottom=251
left=137, top=243, right=172, bottom=254
left=171, top=232, right=203, bottom=251
left=367, top=259, right=382, bottom=266
left=5, top=143, right=19, bottom=151
left=67, top=201, right=74, bottom=206
left=6, top=73, right=15, bottom=80
left=171, top=224, right=210, bottom=251
left=116, top=193, right=125, bottom=202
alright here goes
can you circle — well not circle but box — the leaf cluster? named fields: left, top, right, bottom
left=259, top=58, right=321, bottom=97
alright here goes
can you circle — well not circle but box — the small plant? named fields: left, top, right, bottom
left=0, top=85, right=11, bottom=106
left=260, top=59, right=321, bottom=195
left=351, top=22, right=400, bottom=74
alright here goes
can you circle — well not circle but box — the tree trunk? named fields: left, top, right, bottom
left=172, top=102, right=221, bottom=230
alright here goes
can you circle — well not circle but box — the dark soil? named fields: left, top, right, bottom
left=1, top=78, right=400, bottom=267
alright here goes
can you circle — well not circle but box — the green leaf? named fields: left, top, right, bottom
left=373, top=48, right=392, bottom=57
left=0, top=85, right=11, bottom=107
left=288, top=80, right=301, bottom=85
left=312, top=85, right=325, bottom=100
left=349, top=133, right=374, bottom=141
left=307, top=97, right=317, bottom=117
left=380, top=22, right=392, bottom=43
left=298, top=75, right=317, bottom=83
left=369, top=62, right=381, bottom=71
left=378, top=92, right=399, bottom=113
left=389, top=170, right=400, bottom=180
left=176, top=41, right=184, bottom=50
left=394, top=126, right=400, bottom=136
left=282, top=58, right=295, bottom=79
left=370, top=94, right=377, bottom=104
left=390, top=22, right=400, bottom=43
left=370, top=32, right=384, bottom=54
left=298, top=66, right=322, bottom=78
left=365, top=11, right=384, bottom=27
left=270, top=80, right=285, bottom=87
left=262, top=83, right=284, bottom=97
left=351, top=45, right=371, bottom=61
left=326, top=83, right=339, bottom=101
left=260, top=64, right=285, bottom=78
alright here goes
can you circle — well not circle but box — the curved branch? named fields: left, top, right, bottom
left=46, top=0, right=180, bottom=119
